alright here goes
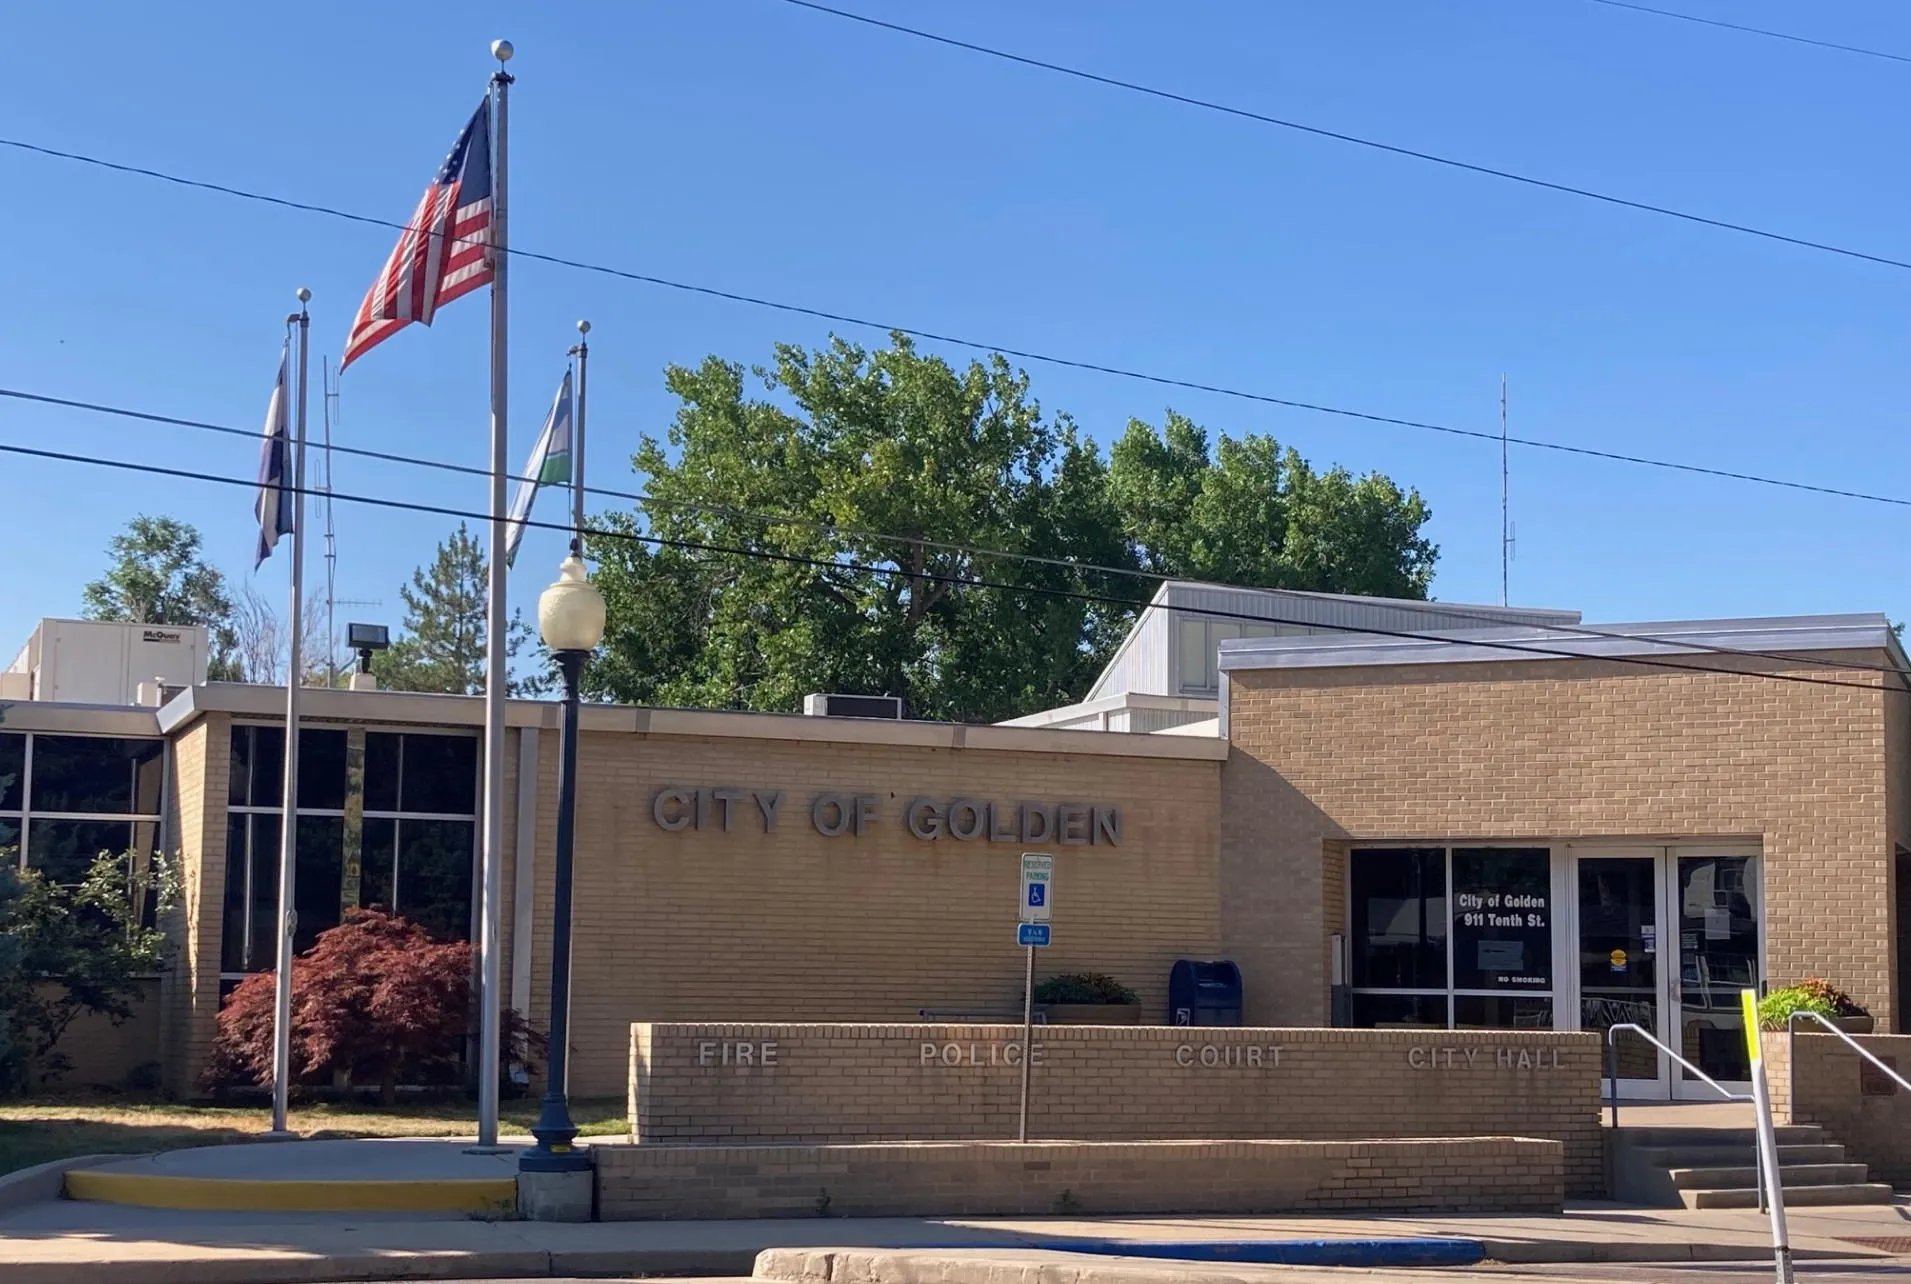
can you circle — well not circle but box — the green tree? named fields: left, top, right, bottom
left=82, top=515, right=241, bottom=679
left=1108, top=411, right=1437, bottom=598
left=585, top=337, right=1438, bottom=723
left=586, top=334, right=1140, bottom=723
left=374, top=523, right=542, bottom=695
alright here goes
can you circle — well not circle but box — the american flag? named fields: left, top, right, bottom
left=340, top=100, right=494, bottom=371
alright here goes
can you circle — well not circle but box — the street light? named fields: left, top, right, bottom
left=522, top=554, right=605, bottom=1175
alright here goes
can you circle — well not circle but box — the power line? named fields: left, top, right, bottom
left=0, top=144, right=1904, bottom=511
left=1, top=433, right=1903, bottom=696
left=6, top=380, right=1908, bottom=680
left=776, top=0, right=1911, bottom=273
left=1579, top=0, right=1911, bottom=66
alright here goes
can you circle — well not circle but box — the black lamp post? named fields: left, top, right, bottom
left=522, top=554, right=604, bottom=1174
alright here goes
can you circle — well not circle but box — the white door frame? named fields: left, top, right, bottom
left=1666, top=844, right=1763, bottom=1102
left=1562, top=844, right=1673, bottom=1100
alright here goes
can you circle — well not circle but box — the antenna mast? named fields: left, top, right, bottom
left=323, top=359, right=340, bottom=685
left=1500, top=374, right=1509, bottom=607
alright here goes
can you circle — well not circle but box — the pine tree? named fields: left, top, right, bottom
left=374, top=524, right=542, bottom=695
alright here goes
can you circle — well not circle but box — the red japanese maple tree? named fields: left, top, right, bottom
left=206, top=909, right=537, bottom=1104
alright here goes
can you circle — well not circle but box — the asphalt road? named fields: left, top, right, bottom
left=1467, top=1265, right=1910, bottom=1284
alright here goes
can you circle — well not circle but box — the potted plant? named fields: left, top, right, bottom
left=1758, top=978, right=1873, bottom=1035
left=1034, top=973, right=1142, bottom=1025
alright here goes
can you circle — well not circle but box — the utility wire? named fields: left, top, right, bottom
left=1579, top=0, right=1911, bottom=66
left=5, top=381, right=1907, bottom=680
left=0, top=434, right=1903, bottom=696
left=777, top=0, right=1911, bottom=273
left=0, top=142, right=1904, bottom=511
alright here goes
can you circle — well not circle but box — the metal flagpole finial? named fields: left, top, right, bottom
left=491, top=38, right=514, bottom=64
left=576, top=319, right=590, bottom=336
left=296, top=287, right=311, bottom=304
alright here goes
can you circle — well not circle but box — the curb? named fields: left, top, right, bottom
left=901, top=1238, right=1487, bottom=1268
left=0, top=1155, right=135, bottom=1216
left=62, top=1169, right=517, bottom=1215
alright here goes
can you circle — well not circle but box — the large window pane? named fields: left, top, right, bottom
left=397, top=818, right=475, bottom=941
left=231, top=727, right=347, bottom=810
left=299, top=730, right=348, bottom=811
left=399, top=735, right=478, bottom=815
left=0, top=732, right=23, bottom=810
left=1177, top=619, right=1208, bottom=692
left=294, top=816, right=346, bottom=952
left=360, top=816, right=397, bottom=914
left=1451, top=847, right=1553, bottom=991
left=1454, top=995, right=1554, bottom=1030
left=364, top=734, right=400, bottom=812
left=27, top=818, right=132, bottom=884
left=1350, top=847, right=1447, bottom=989
left=221, top=814, right=279, bottom=973
left=1352, top=993, right=1448, bottom=1029
left=230, top=726, right=278, bottom=808
left=31, top=736, right=163, bottom=814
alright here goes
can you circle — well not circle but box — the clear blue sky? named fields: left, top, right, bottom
left=4, top=0, right=1910, bottom=661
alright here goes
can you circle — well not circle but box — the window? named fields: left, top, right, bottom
left=1, top=732, right=165, bottom=885
left=222, top=726, right=478, bottom=978
left=1348, top=845, right=1554, bottom=1031
left=1176, top=619, right=1285, bottom=695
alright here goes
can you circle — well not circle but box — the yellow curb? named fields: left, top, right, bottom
left=64, top=1168, right=517, bottom=1214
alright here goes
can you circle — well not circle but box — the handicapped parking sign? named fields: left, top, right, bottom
left=1019, top=852, right=1053, bottom=924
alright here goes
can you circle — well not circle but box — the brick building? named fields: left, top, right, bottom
left=5, top=598, right=1906, bottom=1102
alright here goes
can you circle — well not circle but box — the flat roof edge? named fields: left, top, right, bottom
left=155, top=684, right=1228, bottom=761
left=1217, top=613, right=1898, bottom=674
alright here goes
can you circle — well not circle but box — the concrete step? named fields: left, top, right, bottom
left=1681, top=1182, right=1897, bottom=1209
left=1616, top=1125, right=1826, bottom=1147
left=1634, top=1143, right=1847, bottom=1168
left=1667, top=1163, right=1871, bottom=1190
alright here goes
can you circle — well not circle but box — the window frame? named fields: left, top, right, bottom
left=219, top=720, right=481, bottom=981
left=0, top=730, right=167, bottom=881
left=1346, top=842, right=1559, bottom=1031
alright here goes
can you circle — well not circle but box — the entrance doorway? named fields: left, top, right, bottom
left=1570, top=846, right=1762, bottom=1100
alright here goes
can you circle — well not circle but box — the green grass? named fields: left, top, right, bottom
left=0, top=1096, right=628, bottom=1177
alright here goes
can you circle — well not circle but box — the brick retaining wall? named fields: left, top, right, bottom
left=1769, top=1032, right=1911, bottom=1187
left=592, top=1137, right=1563, bottom=1220
left=629, top=1023, right=1603, bottom=1196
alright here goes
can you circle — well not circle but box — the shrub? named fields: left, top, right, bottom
left=204, top=909, right=540, bottom=1104
left=1033, top=972, right=1138, bottom=1005
left=1758, top=978, right=1867, bottom=1031
left=0, top=849, right=177, bottom=1092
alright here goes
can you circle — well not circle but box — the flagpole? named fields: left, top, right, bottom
left=569, top=320, right=588, bottom=553
left=476, top=37, right=514, bottom=1150
left=269, top=288, right=312, bottom=1137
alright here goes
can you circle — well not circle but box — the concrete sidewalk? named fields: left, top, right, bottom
left=1, top=1199, right=1909, bottom=1284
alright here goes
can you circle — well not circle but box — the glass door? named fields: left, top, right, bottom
left=1575, top=855, right=1668, bottom=1097
left=1672, top=851, right=1761, bottom=1098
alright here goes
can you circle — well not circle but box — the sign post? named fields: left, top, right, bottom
left=1017, top=853, right=1053, bottom=1143
left=1741, top=988, right=1793, bottom=1284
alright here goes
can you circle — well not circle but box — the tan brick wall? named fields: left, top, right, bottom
left=1887, top=678, right=1911, bottom=1031
left=160, top=715, right=229, bottom=1095
left=1769, top=1031, right=1911, bottom=1187
left=593, top=1136, right=1563, bottom=1220
left=37, top=980, right=160, bottom=1088
left=522, top=737, right=1222, bottom=1097
left=629, top=1022, right=1602, bottom=1195
left=1223, top=652, right=1899, bottom=1029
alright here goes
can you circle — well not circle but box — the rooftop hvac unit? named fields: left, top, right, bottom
left=802, top=693, right=905, bottom=720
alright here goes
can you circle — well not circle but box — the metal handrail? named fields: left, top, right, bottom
left=1605, top=1022, right=1753, bottom=1128
left=1785, top=1011, right=1911, bottom=1114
